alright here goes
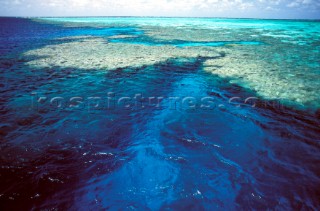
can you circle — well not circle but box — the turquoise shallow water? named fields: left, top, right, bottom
left=109, top=38, right=263, bottom=47
left=0, top=17, right=320, bottom=210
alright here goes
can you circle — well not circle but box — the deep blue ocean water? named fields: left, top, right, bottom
left=0, top=17, right=320, bottom=210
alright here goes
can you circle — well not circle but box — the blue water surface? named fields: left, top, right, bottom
left=0, top=18, right=320, bottom=210
left=109, top=38, right=263, bottom=47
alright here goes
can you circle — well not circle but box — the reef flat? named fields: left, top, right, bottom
left=24, top=18, right=320, bottom=110
left=24, top=37, right=222, bottom=70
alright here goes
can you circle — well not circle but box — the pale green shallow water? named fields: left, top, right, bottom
left=33, top=17, right=320, bottom=111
